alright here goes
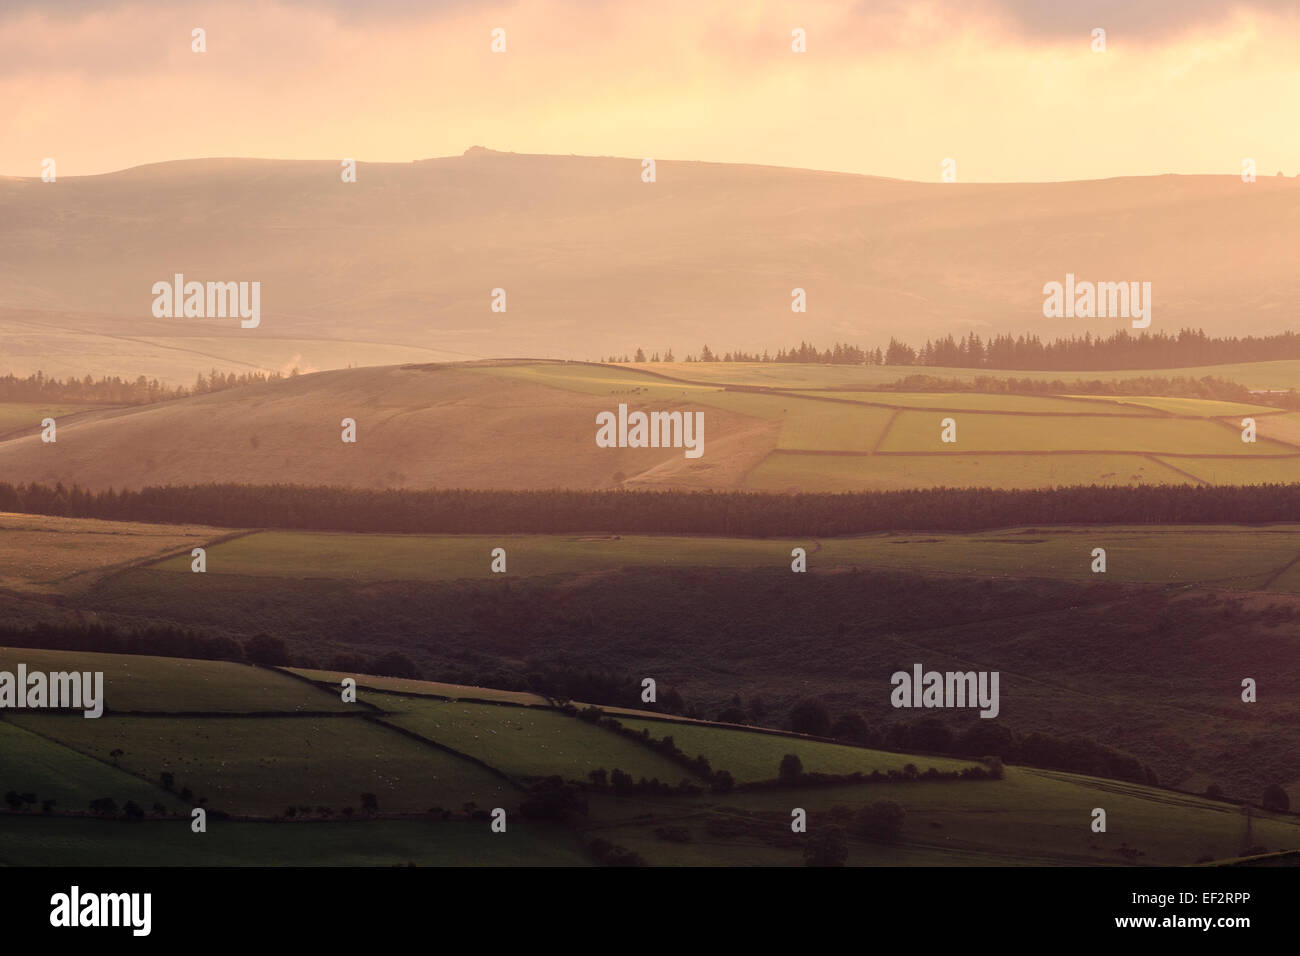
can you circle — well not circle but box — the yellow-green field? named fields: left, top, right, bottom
left=0, top=402, right=99, bottom=434
left=478, top=361, right=1300, bottom=487
left=875, top=411, right=1290, bottom=455
left=619, top=359, right=1300, bottom=392
left=745, top=451, right=1198, bottom=491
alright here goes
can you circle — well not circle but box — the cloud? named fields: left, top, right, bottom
left=958, top=0, right=1298, bottom=39
left=0, top=0, right=504, bottom=21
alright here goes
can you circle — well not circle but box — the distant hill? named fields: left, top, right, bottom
left=1, top=150, right=1298, bottom=382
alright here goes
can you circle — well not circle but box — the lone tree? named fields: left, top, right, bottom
left=1261, top=783, right=1290, bottom=811
left=778, top=753, right=804, bottom=783
left=360, top=793, right=379, bottom=815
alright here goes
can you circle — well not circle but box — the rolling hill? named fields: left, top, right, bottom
left=0, top=359, right=1294, bottom=493
left=2, top=150, right=1299, bottom=383
left=0, top=647, right=1295, bottom=866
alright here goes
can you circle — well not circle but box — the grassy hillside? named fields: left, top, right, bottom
left=0, top=648, right=1296, bottom=866
left=9, top=519, right=1298, bottom=807
left=0, top=359, right=1294, bottom=494
left=139, top=525, right=1300, bottom=593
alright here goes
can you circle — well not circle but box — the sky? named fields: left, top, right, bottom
left=2, top=0, right=1299, bottom=181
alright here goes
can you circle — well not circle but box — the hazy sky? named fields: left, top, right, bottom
left=3, top=0, right=1298, bottom=181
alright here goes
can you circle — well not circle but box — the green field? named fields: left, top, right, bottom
left=0, top=815, right=587, bottom=866
left=139, top=525, right=1300, bottom=593
left=612, top=718, right=978, bottom=783
left=5, top=713, right=510, bottom=815
left=151, top=531, right=800, bottom=581
left=289, top=668, right=549, bottom=705
left=377, top=695, right=702, bottom=783
left=0, top=721, right=181, bottom=812
left=0, top=647, right=351, bottom=713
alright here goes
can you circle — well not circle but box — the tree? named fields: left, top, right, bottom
left=122, top=800, right=145, bottom=822
left=1261, top=784, right=1290, bottom=811
left=4, top=790, right=23, bottom=811
left=778, top=753, right=804, bottom=783
left=803, top=827, right=848, bottom=867
left=634, top=348, right=646, bottom=362
left=89, top=797, right=118, bottom=816
left=830, top=712, right=871, bottom=745
left=789, top=698, right=831, bottom=736
left=854, top=801, right=905, bottom=843
left=711, top=770, right=735, bottom=793
left=360, top=793, right=379, bottom=815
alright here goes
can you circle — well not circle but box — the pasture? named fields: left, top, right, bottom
left=138, top=524, right=1300, bottom=593
left=376, top=695, right=701, bottom=782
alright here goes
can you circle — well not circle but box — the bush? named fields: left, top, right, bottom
left=1261, top=784, right=1290, bottom=811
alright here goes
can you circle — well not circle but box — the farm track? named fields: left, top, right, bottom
left=56, top=528, right=260, bottom=588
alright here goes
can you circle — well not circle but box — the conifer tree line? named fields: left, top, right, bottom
left=0, top=368, right=294, bottom=405
left=609, top=328, right=1300, bottom=371
left=5, top=481, right=1300, bottom=536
